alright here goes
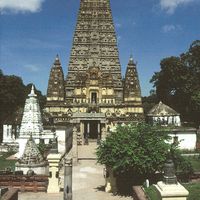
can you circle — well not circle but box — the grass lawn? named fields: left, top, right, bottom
left=145, top=183, right=200, bottom=200
left=183, top=183, right=200, bottom=200
left=0, top=152, right=16, bottom=171
left=186, top=156, right=200, bottom=172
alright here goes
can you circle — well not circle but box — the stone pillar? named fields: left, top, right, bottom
left=101, top=127, right=107, bottom=141
left=84, top=123, right=89, bottom=145
left=80, top=122, right=84, bottom=145
left=64, top=158, right=72, bottom=200
left=72, top=127, right=78, bottom=165
left=47, top=153, right=62, bottom=193
left=3, top=125, right=13, bottom=143
left=97, top=123, right=101, bottom=144
left=3, top=125, right=8, bottom=143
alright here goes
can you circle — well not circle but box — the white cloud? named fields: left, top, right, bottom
left=24, top=64, right=40, bottom=72
left=0, top=0, right=45, bottom=14
left=162, top=24, right=182, bottom=33
left=160, top=0, right=196, bottom=14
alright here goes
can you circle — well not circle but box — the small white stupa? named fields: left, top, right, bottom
left=17, top=85, right=54, bottom=157
left=19, top=85, right=43, bottom=139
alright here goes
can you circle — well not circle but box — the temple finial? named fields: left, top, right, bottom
left=54, top=54, right=61, bottom=66
left=29, top=84, right=37, bottom=97
left=130, top=54, right=133, bottom=61
left=56, top=54, right=59, bottom=61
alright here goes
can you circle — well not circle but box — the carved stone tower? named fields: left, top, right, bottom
left=47, top=55, right=65, bottom=102
left=45, top=0, right=144, bottom=139
left=65, top=0, right=123, bottom=104
left=124, top=56, right=142, bottom=101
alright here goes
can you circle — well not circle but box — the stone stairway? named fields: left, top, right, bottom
left=72, top=142, right=132, bottom=200
left=77, top=140, right=98, bottom=160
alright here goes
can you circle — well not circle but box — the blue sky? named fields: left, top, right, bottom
left=0, top=0, right=200, bottom=96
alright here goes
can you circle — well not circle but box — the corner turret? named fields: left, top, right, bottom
left=124, top=55, right=142, bottom=101
left=47, top=55, right=65, bottom=101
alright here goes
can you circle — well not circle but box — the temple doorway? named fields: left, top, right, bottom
left=84, top=120, right=100, bottom=139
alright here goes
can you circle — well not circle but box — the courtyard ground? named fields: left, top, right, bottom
left=19, top=140, right=132, bottom=200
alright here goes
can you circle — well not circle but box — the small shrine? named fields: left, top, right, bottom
left=147, top=101, right=181, bottom=126
left=17, top=85, right=54, bottom=157
left=15, top=135, right=48, bottom=175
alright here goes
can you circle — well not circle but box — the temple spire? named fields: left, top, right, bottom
left=19, top=85, right=43, bottom=138
left=124, top=55, right=142, bottom=101
left=46, top=55, right=65, bottom=101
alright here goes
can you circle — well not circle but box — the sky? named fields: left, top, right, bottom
left=0, top=0, right=200, bottom=96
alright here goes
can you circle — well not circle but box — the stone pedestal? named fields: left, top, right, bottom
left=155, top=181, right=189, bottom=200
left=47, top=153, right=62, bottom=193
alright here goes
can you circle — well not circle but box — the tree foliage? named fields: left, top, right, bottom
left=96, top=123, right=171, bottom=176
left=142, top=90, right=158, bottom=115
left=151, top=40, right=200, bottom=125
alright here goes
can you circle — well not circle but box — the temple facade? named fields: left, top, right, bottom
left=45, top=0, right=144, bottom=141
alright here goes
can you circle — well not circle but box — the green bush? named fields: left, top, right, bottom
left=97, top=123, right=171, bottom=176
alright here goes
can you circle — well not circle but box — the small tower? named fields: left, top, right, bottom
left=19, top=85, right=43, bottom=139
left=47, top=55, right=65, bottom=101
left=124, top=55, right=142, bottom=102
left=17, top=85, right=43, bottom=157
left=15, top=135, right=48, bottom=175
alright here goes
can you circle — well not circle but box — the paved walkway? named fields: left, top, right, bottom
left=18, top=192, right=63, bottom=200
left=73, top=141, right=132, bottom=200
left=19, top=141, right=132, bottom=200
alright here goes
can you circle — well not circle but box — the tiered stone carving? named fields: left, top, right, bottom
left=47, top=55, right=65, bottom=102
left=15, top=135, right=48, bottom=175
left=18, top=85, right=54, bottom=157
left=19, top=85, right=43, bottom=138
left=124, top=56, right=142, bottom=101
left=45, top=0, right=144, bottom=128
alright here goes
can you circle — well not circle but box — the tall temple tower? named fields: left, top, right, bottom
left=45, top=0, right=144, bottom=139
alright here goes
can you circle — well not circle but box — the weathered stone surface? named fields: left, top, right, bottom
left=47, top=55, right=65, bottom=102
left=45, top=0, right=144, bottom=126
left=15, top=135, right=48, bottom=175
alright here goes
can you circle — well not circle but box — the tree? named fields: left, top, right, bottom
left=0, top=69, right=3, bottom=76
left=142, top=89, right=158, bottom=115
left=150, top=40, right=200, bottom=125
left=97, top=123, right=171, bottom=176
